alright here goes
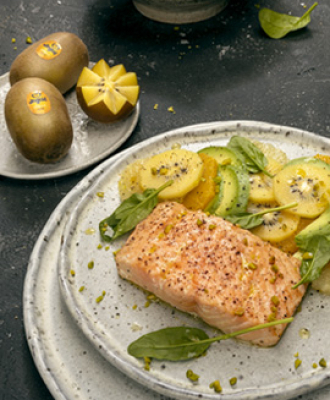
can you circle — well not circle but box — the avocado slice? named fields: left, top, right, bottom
left=206, top=165, right=250, bottom=217
left=284, top=156, right=330, bottom=170
left=296, top=205, right=330, bottom=244
left=198, top=146, right=242, bottom=167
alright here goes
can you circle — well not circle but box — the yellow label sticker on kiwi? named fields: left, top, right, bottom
left=36, top=40, right=62, bottom=60
left=27, top=91, right=51, bottom=114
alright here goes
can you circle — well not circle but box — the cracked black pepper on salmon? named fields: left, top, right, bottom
left=115, top=202, right=306, bottom=346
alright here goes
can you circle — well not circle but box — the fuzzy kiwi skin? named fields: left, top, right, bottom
left=76, top=86, right=135, bottom=123
left=5, top=77, right=73, bottom=164
left=10, top=32, right=89, bottom=94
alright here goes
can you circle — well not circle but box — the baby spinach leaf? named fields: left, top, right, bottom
left=103, top=191, right=154, bottom=229
left=227, top=136, right=272, bottom=177
left=259, top=3, right=318, bottom=39
left=99, top=180, right=173, bottom=242
left=225, top=202, right=297, bottom=230
left=225, top=212, right=264, bottom=230
left=128, top=318, right=293, bottom=361
left=128, top=327, right=210, bottom=361
left=295, top=236, right=330, bottom=287
left=293, top=206, right=330, bottom=288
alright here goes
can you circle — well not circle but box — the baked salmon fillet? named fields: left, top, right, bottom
left=115, top=202, right=306, bottom=346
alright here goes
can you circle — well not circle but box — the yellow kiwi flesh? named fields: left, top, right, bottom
left=76, top=59, right=139, bottom=123
left=10, top=32, right=89, bottom=94
left=139, top=149, right=204, bottom=200
left=247, top=201, right=300, bottom=243
left=272, top=218, right=313, bottom=254
left=274, top=163, right=330, bottom=218
left=249, top=157, right=283, bottom=203
left=5, top=77, right=73, bottom=163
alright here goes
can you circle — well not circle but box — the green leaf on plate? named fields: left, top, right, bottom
left=297, top=236, right=330, bottom=286
left=227, top=136, right=272, bottom=177
left=128, top=318, right=294, bottom=361
left=225, top=202, right=297, bottom=230
left=99, top=180, right=173, bottom=242
left=128, top=327, right=210, bottom=361
left=292, top=206, right=330, bottom=288
left=259, top=3, right=318, bottom=39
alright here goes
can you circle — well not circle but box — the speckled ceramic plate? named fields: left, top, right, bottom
left=59, top=121, right=330, bottom=400
left=23, top=150, right=173, bottom=400
left=0, top=71, right=139, bottom=180
left=22, top=139, right=330, bottom=400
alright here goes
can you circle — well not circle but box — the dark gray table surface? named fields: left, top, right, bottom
left=0, top=0, right=329, bottom=399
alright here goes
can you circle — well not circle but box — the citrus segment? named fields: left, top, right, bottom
left=272, top=218, right=313, bottom=254
left=182, top=153, right=218, bottom=210
left=314, top=154, right=330, bottom=164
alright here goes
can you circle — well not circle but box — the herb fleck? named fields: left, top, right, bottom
left=186, top=369, right=199, bottom=382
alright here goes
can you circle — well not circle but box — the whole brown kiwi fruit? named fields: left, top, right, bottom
left=10, top=32, right=89, bottom=94
left=5, top=77, right=73, bottom=164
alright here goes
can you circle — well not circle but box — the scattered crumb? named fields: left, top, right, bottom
left=295, top=358, right=302, bottom=369
left=131, top=322, right=142, bottom=331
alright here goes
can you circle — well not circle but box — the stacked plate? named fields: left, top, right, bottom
left=23, top=121, right=330, bottom=400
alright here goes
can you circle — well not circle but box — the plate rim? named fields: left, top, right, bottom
left=22, top=150, right=128, bottom=400
left=58, top=120, right=330, bottom=400
left=0, top=71, right=139, bottom=180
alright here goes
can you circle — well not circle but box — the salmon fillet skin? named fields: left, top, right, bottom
left=115, top=202, right=306, bottom=347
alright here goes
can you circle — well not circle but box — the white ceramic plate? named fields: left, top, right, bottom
left=22, top=142, right=330, bottom=400
left=23, top=150, right=172, bottom=400
left=59, top=121, right=330, bottom=400
left=0, top=72, right=139, bottom=180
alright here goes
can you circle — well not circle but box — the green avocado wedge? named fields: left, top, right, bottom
left=198, top=146, right=242, bottom=167
left=296, top=205, right=330, bottom=241
left=283, top=156, right=330, bottom=170
left=206, top=165, right=250, bottom=217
